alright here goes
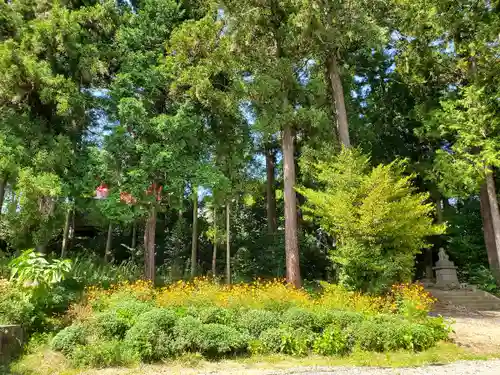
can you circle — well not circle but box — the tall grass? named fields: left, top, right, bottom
left=69, top=255, right=144, bottom=288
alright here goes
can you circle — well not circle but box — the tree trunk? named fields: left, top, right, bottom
left=144, top=206, right=157, bottom=282
left=282, top=125, right=301, bottom=288
left=131, top=220, right=137, bottom=249
left=10, top=189, right=16, bottom=209
left=190, top=188, right=198, bottom=278
left=265, top=146, right=277, bottom=234
left=212, top=206, right=217, bottom=277
left=61, top=207, right=72, bottom=258
left=326, top=54, right=351, bottom=148
left=104, top=222, right=113, bottom=262
left=480, top=172, right=500, bottom=282
left=423, top=248, right=433, bottom=281
left=480, top=185, right=498, bottom=279
left=0, top=176, right=7, bottom=216
left=226, top=201, right=231, bottom=284
left=435, top=198, right=443, bottom=224
left=70, top=209, right=75, bottom=244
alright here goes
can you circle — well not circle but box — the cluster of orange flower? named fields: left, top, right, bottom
left=316, top=282, right=390, bottom=313
left=155, top=277, right=311, bottom=310
left=390, top=282, right=437, bottom=317
left=69, top=278, right=435, bottom=321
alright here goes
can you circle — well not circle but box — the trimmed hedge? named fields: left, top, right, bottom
left=51, top=303, right=450, bottom=366
left=236, top=309, right=281, bottom=337
left=51, top=324, right=87, bottom=355
left=124, top=308, right=178, bottom=361
left=92, top=299, right=152, bottom=339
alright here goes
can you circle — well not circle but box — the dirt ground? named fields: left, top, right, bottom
left=433, top=302, right=500, bottom=353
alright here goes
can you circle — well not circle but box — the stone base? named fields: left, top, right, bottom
left=0, top=325, right=23, bottom=365
left=420, top=278, right=435, bottom=288
left=433, top=266, right=460, bottom=289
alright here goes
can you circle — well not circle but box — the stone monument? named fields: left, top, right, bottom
left=433, top=248, right=459, bottom=289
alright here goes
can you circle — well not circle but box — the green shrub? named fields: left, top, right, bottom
left=197, top=324, right=249, bottom=357
left=354, top=315, right=447, bottom=353
left=92, top=311, right=129, bottom=339
left=281, top=308, right=318, bottom=331
left=237, top=309, right=281, bottom=337
left=423, top=316, right=452, bottom=341
left=70, top=340, right=136, bottom=368
left=316, top=310, right=365, bottom=329
left=381, top=322, right=413, bottom=351
left=280, top=327, right=316, bottom=356
left=172, top=316, right=203, bottom=353
left=313, top=325, right=350, bottom=356
left=145, top=308, right=178, bottom=330
left=259, top=328, right=283, bottom=353
left=248, top=339, right=265, bottom=355
left=9, top=250, right=72, bottom=289
left=355, top=320, right=389, bottom=352
left=298, top=149, right=445, bottom=293
left=173, top=317, right=248, bottom=357
left=51, top=324, right=87, bottom=355
left=408, top=322, right=438, bottom=351
left=355, top=318, right=412, bottom=352
left=189, top=306, right=236, bottom=325
left=124, top=308, right=178, bottom=361
left=37, top=283, right=81, bottom=316
left=259, top=327, right=315, bottom=356
left=0, top=279, right=36, bottom=326
left=93, top=299, right=151, bottom=339
left=369, top=313, right=403, bottom=325
left=110, top=299, right=152, bottom=322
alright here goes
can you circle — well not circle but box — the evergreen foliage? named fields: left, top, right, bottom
left=298, top=150, right=445, bottom=292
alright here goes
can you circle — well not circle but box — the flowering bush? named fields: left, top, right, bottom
left=317, top=282, right=389, bottom=313
left=84, top=279, right=155, bottom=312
left=72, top=279, right=438, bottom=322
left=390, top=283, right=437, bottom=319
left=156, top=277, right=311, bottom=311
left=50, top=277, right=450, bottom=368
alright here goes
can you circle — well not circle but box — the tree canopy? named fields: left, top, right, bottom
left=1, top=0, right=499, bottom=290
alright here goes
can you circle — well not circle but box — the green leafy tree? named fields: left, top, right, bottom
left=293, top=0, right=388, bottom=147
left=298, top=149, right=445, bottom=292
left=0, top=0, right=124, bottom=251
left=220, top=0, right=323, bottom=287
left=106, top=0, right=226, bottom=281
left=422, top=85, right=500, bottom=279
left=0, top=110, right=27, bottom=213
left=394, top=0, right=500, bottom=281
left=163, top=11, right=253, bottom=281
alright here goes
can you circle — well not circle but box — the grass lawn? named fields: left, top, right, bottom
left=8, top=342, right=500, bottom=375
